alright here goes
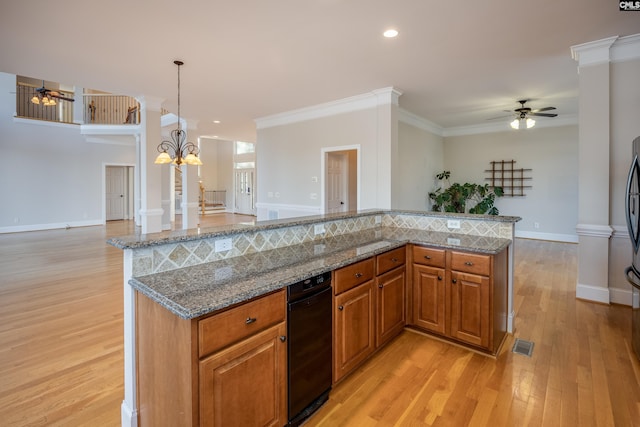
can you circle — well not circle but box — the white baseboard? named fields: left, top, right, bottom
left=610, top=287, right=633, bottom=306
left=0, top=219, right=103, bottom=234
left=576, top=283, right=611, bottom=304
left=121, top=401, right=138, bottom=427
left=515, top=230, right=579, bottom=243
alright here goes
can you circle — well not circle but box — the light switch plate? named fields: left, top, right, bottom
left=314, top=224, right=325, bottom=235
left=447, top=219, right=461, bottom=229
left=214, top=238, right=232, bottom=252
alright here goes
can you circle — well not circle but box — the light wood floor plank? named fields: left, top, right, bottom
left=1, top=225, right=639, bottom=426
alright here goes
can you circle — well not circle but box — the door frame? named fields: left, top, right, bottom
left=103, top=163, right=136, bottom=224
left=321, top=145, right=361, bottom=214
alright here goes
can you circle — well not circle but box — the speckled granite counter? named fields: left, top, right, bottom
left=130, top=227, right=512, bottom=319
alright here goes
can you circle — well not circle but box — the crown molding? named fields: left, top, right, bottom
left=442, top=114, right=578, bottom=137
left=398, top=108, right=443, bottom=136
left=255, top=87, right=402, bottom=130
left=571, top=33, right=640, bottom=67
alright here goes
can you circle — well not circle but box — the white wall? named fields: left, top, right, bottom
left=443, top=125, right=579, bottom=242
left=395, top=121, right=444, bottom=211
left=256, top=108, right=379, bottom=220
left=0, top=72, right=136, bottom=232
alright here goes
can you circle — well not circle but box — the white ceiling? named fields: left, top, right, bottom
left=1, top=0, right=638, bottom=142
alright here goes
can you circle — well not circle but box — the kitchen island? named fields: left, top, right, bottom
left=109, top=209, right=519, bottom=426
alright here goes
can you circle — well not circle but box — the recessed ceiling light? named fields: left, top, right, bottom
left=383, top=29, right=398, bottom=38
left=213, top=120, right=220, bottom=124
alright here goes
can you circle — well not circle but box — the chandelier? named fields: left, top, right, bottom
left=510, top=116, right=535, bottom=130
left=155, top=60, right=202, bottom=166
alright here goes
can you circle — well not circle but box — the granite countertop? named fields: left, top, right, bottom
left=108, top=209, right=521, bottom=250
left=130, top=227, right=512, bottom=320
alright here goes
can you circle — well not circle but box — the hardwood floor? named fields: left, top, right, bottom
left=0, top=223, right=638, bottom=426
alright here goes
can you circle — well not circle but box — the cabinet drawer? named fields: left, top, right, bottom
left=334, top=258, right=375, bottom=295
left=412, top=245, right=446, bottom=268
left=198, top=290, right=286, bottom=358
left=450, top=251, right=491, bottom=276
left=376, top=247, right=406, bottom=275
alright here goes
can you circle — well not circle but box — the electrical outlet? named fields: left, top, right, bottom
left=214, top=238, right=232, bottom=252
left=534, top=222, right=540, bottom=229
left=447, top=219, right=461, bottom=229
left=310, top=193, right=317, bottom=200
left=375, top=215, right=381, bottom=224
left=314, top=224, right=325, bottom=235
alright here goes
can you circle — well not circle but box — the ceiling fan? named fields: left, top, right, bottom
left=506, top=99, right=557, bottom=129
left=31, top=80, right=74, bottom=105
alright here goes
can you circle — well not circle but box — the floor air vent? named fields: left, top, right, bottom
left=512, top=338, right=534, bottom=357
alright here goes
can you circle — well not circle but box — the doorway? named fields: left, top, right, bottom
left=235, top=168, right=255, bottom=215
left=322, top=147, right=359, bottom=214
left=105, top=165, right=134, bottom=221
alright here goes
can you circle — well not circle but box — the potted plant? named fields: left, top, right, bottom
left=428, top=171, right=503, bottom=215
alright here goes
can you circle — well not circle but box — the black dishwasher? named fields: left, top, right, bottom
left=287, top=271, right=332, bottom=426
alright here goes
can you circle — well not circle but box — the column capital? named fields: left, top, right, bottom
left=571, top=36, right=618, bottom=67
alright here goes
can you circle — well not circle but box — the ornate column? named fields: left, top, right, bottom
left=571, top=37, right=617, bottom=303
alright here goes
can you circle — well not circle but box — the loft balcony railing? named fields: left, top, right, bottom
left=15, top=82, right=74, bottom=123
left=84, top=93, right=139, bottom=125
left=15, top=82, right=140, bottom=126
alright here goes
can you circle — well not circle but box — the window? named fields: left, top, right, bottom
left=234, top=161, right=255, bottom=169
left=235, top=141, right=255, bottom=155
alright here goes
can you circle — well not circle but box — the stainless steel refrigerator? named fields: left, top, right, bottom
left=624, top=135, right=640, bottom=361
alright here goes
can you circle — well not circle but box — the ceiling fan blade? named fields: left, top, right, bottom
left=529, top=112, right=557, bottom=117
left=531, top=106, right=556, bottom=113
left=50, top=94, right=75, bottom=102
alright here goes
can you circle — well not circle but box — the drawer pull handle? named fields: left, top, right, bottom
left=338, top=305, right=344, bottom=311
left=452, top=278, right=457, bottom=284
left=378, top=284, right=384, bottom=289
left=438, top=275, right=442, bottom=281
left=391, top=257, right=399, bottom=263
left=280, top=336, right=287, bottom=342
left=354, top=272, right=363, bottom=278
left=424, top=255, right=432, bottom=260
left=464, top=261, right=474, bottom=266
left=245, top=317, right=257, bottom=324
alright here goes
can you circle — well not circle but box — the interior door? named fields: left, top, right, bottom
left=326, top=153, right=347, bottom=214
left=106, top=166, right=125, bottom=221
left=235, top=169, right=255, bottom=215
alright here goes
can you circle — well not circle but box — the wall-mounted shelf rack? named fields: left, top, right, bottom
left=485, top=160, right=532, bottom=197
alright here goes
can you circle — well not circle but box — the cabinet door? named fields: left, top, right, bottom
left=376, top=267, right=406, bottom=348
left=412, top=264, right=446, bottom=335
left=199, top=323, right=286, bottom=427
left=333, top=280, right=375, bottom=383
left=449, top=271, right=490, bottom=349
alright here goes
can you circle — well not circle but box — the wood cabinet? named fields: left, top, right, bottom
left=333, top=258, right=375, bottom=383
left=375, top=247, right=406, bottom=348
left=333, top=247, right=408, bottom=383
left=136, top=289, right=287, bottom=427
left=410, top=245, right=508, bottom=355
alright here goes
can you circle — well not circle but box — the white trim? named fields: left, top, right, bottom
left=610, top=287, right=633, bottom=306
left=81, top=124, right=141, bottom=136
left=571, top=36, right=618, bottom=67
left=611, top=224, right=630, bottom=240
left=255, top=202, right=322, bottom=217
left=515, top=230, right=579, bottom=243
left=85, top=135, right=137, bottom=146
left=611, top=33, right=640, bottom=63
left=575, top=223, right=614, bottom=238
left=121, top=249, right=139, bottom=427
left=571, top=33, right=640, bottom=67
left=0, top=219, right=102, bottom=234
left=398, top=108, right=443, bottom=136
left=13, top=116, right=79, bottom=128
left=576, top=283, right=610, bottom=304
left=254, top=87, right=400, bottom=129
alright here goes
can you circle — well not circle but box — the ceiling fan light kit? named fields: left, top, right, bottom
left=30, top=80, right=74, bottom=106
left=504, top=99, right=557, bottom=130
